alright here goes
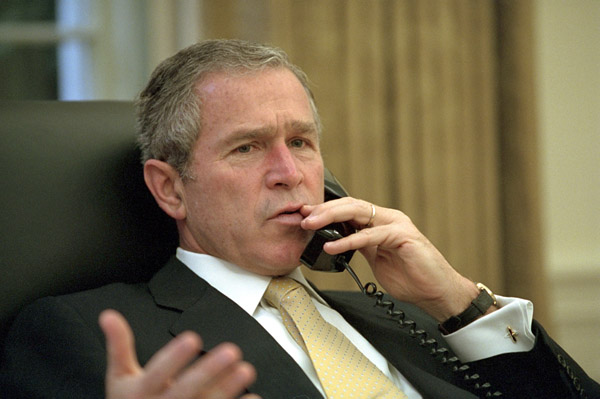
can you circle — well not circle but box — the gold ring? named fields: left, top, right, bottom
left=366, top=204, right=376, bottom=227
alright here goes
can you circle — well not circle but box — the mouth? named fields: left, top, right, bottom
left=270, top=203, right=305, bottom=225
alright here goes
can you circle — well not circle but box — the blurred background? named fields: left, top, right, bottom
left=1, top=0, right=598, bottom=380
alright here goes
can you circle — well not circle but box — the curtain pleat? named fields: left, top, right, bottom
left=496, top=0, right=549, bottom=325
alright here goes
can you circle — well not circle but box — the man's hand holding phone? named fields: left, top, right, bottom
left=300, top=197, right=484, bottom=323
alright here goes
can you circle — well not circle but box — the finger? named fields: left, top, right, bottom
left=322, top=225, right=378, bottom=255
left=141, top=331, right=203, bottom=393
left=323, top=223, right=414, bottom=256
left=99, top=309, right=142, bottom=378
left=301, top=198, right=375, bottom=230
left=202, top=361, right=257, bottom=399
left=171, top=342, right=257, bottom=398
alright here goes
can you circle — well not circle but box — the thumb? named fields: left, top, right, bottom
left=99, top=309, right=142, bottom=378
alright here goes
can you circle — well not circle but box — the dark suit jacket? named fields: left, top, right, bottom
left=1, top=258, right=598, bottom=398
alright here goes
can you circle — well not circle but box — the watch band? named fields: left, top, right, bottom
left=438, top=283, right=497, bottom=334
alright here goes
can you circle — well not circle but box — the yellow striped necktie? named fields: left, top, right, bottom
left=264, top=277, right=407, bottom=399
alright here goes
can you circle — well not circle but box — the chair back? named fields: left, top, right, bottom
left=0, top=101, right=178, bottom=345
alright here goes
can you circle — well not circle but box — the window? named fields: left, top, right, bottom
left=0, top=0, right=58, bottom=99
left=0, top=0, right=147, bottom=101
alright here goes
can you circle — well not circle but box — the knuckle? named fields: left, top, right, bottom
left=360, top=227, right=374, bottom=236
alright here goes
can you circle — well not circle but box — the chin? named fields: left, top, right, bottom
left=247, top=233, right=310, bottom=275
left=257, top=247, right=305, bottom=275
left=273, top=250, right=304, bottom=269
left=267, top=264, right=300, bottom=277
left=248, top=261, right=299, bottom=277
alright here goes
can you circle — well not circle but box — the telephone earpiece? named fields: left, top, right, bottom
left=300, top=168, right=355, bottom=272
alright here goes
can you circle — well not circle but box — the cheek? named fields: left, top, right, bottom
left=215, top=177, right=263, bottom=222
left=184, top=179, right=224, bottom=221
left=308, top=170, right=325, bottom=203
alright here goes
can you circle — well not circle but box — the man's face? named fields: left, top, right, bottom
left=177, top=68, right=324, bottom=276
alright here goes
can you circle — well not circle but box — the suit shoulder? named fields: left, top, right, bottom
left=322, top=290, right=427, bottom=316
left=62, top=281, right=150, bottom=303
left=12, top=282, right=152, bottom=333
left=47, top=281, right=150, bottom=310
left=322, top=290, right=439, bottom=328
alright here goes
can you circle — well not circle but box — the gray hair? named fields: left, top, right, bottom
left=136, top=39, right=321, bottom=179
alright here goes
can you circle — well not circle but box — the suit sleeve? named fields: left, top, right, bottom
left=1, top=297, right=107, bottom=399
left=467, top=320, right=600, bottom=398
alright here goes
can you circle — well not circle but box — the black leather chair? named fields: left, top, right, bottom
left=0, top=101, right=178, bottom=347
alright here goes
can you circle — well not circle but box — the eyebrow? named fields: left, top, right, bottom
left=222, top=120, right=319, bottom=147
left=289, top=120, right=319, bottom=135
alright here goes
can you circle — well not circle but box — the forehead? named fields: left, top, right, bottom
left=192, top=68, right=316, bottom=149
left=196, top=68, right=311, bottom=115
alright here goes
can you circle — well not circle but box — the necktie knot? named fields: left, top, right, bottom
left=264, top=277, right=311, bottom=352
left=264, top=277, right=303, bottom=310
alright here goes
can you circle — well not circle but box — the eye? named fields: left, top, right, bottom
left=289, top=138, right=305, bottom=148
left=236, top=144, right=252, bottom=153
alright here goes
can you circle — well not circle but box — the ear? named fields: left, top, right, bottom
left=143, top=159, right=186, bottom=220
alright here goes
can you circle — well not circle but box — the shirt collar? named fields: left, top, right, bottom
left=176, top=248, right=328, bottom=316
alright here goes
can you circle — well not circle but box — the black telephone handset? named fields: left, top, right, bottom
left=300, top=168, right=356, bottom=273
left=298, top=169, right=501, bottom=397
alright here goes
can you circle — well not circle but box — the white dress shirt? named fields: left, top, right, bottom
left=176, top=248, right=535, bottom=399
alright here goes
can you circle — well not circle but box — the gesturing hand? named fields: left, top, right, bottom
left=99, top=310, right=260, bottom=399
left=301, top=197, right=481, bottom=322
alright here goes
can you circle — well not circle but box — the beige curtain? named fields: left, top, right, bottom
left=200, top=0, right=549, bottom=325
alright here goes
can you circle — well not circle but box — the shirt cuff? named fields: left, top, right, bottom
left=442, top=295, right=535, bottom=362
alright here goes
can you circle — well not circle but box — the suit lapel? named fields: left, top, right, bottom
left=148, top=258, right=323, bottom=399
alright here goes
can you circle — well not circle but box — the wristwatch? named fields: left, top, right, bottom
left=438, top=283, right=497, bottom=334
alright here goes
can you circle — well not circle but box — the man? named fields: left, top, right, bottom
left=1, top=39, right=598, bottom=399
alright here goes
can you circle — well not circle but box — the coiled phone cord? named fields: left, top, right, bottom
left=340, top=260, right=503, bottom=398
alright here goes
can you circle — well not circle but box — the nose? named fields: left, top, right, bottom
left=265, top=143, right=303, bottom=189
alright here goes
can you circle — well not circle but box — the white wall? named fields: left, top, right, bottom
left=534, top=0, right=600, bottom=381
left=535, top=0, right=600, bottom=276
